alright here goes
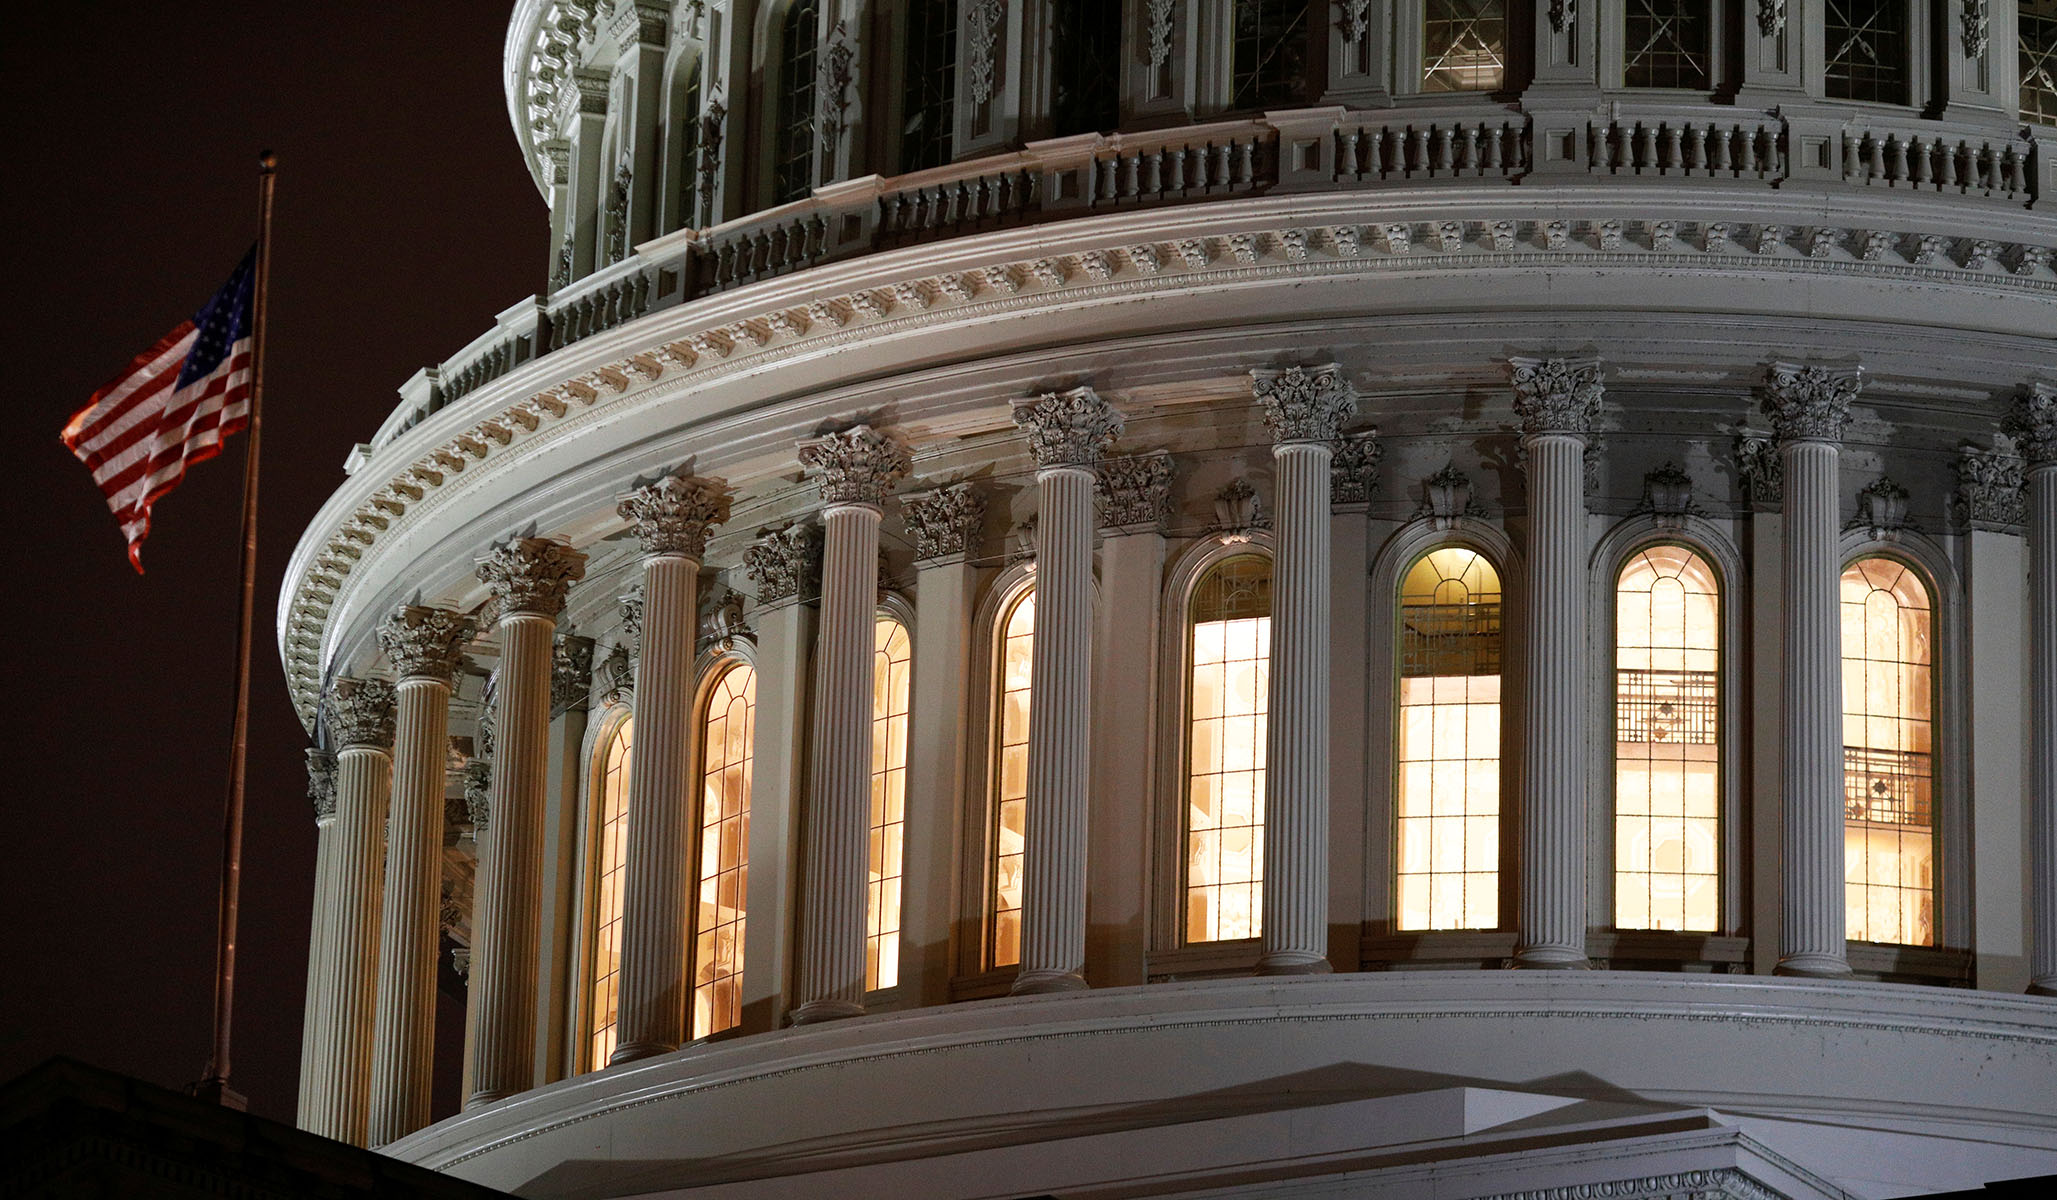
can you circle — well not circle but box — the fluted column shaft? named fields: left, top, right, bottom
left=2029, top=461, right=2057, bottom=994
left=793, top=503, right=885, bottom=1022
left=1261, top=441, right=1336, bottom=973
left=1516, top=431, right=1591, bottom=967
left=306, top=714, right=392, bottom=1145
left=295, top=752, right=337, bottom=1130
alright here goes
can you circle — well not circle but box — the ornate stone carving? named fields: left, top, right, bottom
left=603, top=164, right=632, bottom=265
left=1509, top=357, right=1605, bottom=437
left=377, top=605, right=474, bottom=683
left=1009, top=514, right=1038, bottom=563
left=1633, top=462, right=1692, bottom=529
left=1146, top=0, right=1175, bottom=69
left=1852, top=477, right=1912, bottom=541
left=1096, top=451, right=1176, bottom=531
left=1757, top=0, right=1786, bottom=37
left=743, top=522, right=824, bottom=603
left=596, top=642, right=634, bottom=707
left=307, top=748, right=337, bottom=822
left=1548, top=0, right=1573, bottom=34
left=551, top=233, right=574, bottom=291
left=1736, top=433, right=1782, bottom=506
left=1012, top=386, right=1125, bottom=469
left=967, top=0, right=1004, bottom=105
left=439, top=883, right=463, bottom=936
left=1961, top=0, right=1989, bottom=57
left=1124, top=244, right=1161, bottom=274
left=1762, top=362, right=1861, bottom=444
left=1956, top=448, right=2026, bottom=530
left=701, top=584, right=752, bottom=650
left=1649, top=220, right=1677, bottom=251
left=902, top=482, right=988, bottom=562
left=2003, top=382, right=2057, bottom=465
left=696, top=98, right=725, bottom=227
left=476, top=537, right=586, bottom=618
left=1330, top=431, right=1383, bottom=506
left=1425, top=463, right=1473, bottom=529
left=1210, top=480, right=1267, bottom=544
left=799, top=424, right=912, bottom=508
left=324, top=677, right=397, bottom=751
left=552, top=635, right=594, bottom=716
left=1251, top=363, right=1359, bottom=445
left=817, top=20, right=856, bottom=149
left=618, top=471, right=730, bottom=558
left=617, top=583, right=644, bottom=656
left=475, top=670, right=497, bottom=759
left=463, top=761, right=492, bottom=834
left=1701, top=222, right=1731, bottom=251
left=1339, top=0, right=1372, bottom=41
left=1331, top=225, right=1362, bottom=256
left=1489, top=220, right=1517, bottom=251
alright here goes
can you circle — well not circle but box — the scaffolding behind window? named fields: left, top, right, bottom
left=1623, top=0, right=1711, bottom=90
left=2025, top=1, right=2057, bottom=125
left=1840, top=558, right=1934, bottom=947
left=900, top=0, right=957, bottom=173
left=1185, top=556, right=1272, bottom=944
left=1422, top=0, right=1506, bottom=93
left=1824, top=0, right=1909, bottom=105
left=1232, top=0, right=1311, bottom=110
left=773, top=0, right=819, bottom=205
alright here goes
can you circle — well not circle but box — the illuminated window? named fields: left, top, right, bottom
left=2026, top=1, right=2057, bottom=125
left=1824, top=0, right=1909, bottom=105
left=692, top=663, right=755, bottom=1039
left=1841, top=558, right=1934, bottom=946
left=1623, top=0, right=1711, bottom=90
left=585, top=715, right=632, bottom=1070
left=867, top=618, right=912, bottom=990
left=773, top=0, right=819, bottom=205
left=1423, top=0, right=1506, bottom=93
left=1396, top=547, right=1502, bottom=930
left=1185, top=555, right=1272, bottom=944
left=1232, top=0, right=1312, bottom=110
left=989, top=589, right=1034, bottom=967
left=1613, top=547, right=1720, bottom=932
left=899, top=0, right=957, bottom=173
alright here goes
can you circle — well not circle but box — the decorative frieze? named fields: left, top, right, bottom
left=902, top=482, right=988, bottom=562
left=308, top=748, right=338, bottom=822
left=324, top=677, right=397, bottom=751
left=1763, top=363, right=1861, bottom=445
left=377, top=606, right=474, bottom=684
left=551, top=635, right=594, bottom=716
left=618, top=473, right=731, bottom=559
left=1330, top=431, right=1383, bottom=507
left=1956, top=448, right=2026, bottom=530
left=1012, top=386, right=1125, bottom=469
left=743, top=522, right=824, bottom=603
left=1096, top=452, right=1176, bottom=531
left=1251, top=364, right=1358, bottom=445
left=800, top=425, right=912, bottom=508
left=1509, top=357, right=1605, bottom=437
left=476, top=537, right=586, bottom=618
left=2005, top=383, right=2057, bottom=465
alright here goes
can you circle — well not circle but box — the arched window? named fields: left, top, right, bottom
left=1185, top=554, right=1272, bottom=944
left=1422, top=0, right=1507, bottom=92
left=899, top=0, right=957, bottom=173
left=988, top=588, right=1034, bottom=967
left=584, top=714, right=633, bottom=1069
left=1395, top=547, right=1503, bottom=930
left=692, top=662, right=756, bottom=1039
left=1841, top=558, right=1934, bottom=947
left=867, top=617, right=913, bottom=990
left=1824, top=0, right=1909, bottom=105
left=1613, top=546, right=1720, bottom=932
left=2026, top=1, right=2057, bottom=125
left=1050, top=0, right=1121, bottom=136
left=1623, top=1, right=1711, bottom=90
left=1231, top=0, right=1312, bottom=110
left=773, top=0, right=819, bottom=205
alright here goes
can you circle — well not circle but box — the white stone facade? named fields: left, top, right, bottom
left=282, top=2, right=2057, bottom=1195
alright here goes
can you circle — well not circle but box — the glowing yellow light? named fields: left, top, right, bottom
left=866, top=619, right=911, bottom=990
left=990, top=591, right=1033, bottom=967
left=586, top=716, right=632, bottom=1070
left=1841, top=558, right=1934, bottom=947
left=693, top=664, right=754, bottom=1039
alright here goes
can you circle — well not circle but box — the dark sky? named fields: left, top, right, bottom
left=2, top=4, right=541, bottom=1121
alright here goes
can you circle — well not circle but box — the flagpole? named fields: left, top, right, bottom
left=193, top=151, right=276, bottom=1110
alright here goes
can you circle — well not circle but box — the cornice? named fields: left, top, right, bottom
left=278, top=188, right=2057, bottom=729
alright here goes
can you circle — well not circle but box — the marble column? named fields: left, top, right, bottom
left=1010, top=387, right=1124, bottom=994
left=1509, top=357, right=1603, bottom=969
left=305, top=677, right=395, bottom=1145
left=610, top=474, right=730, bottom=1062
left=1765, top=363, right=1861, bottom=978
left=2007, top=383, right=2057, bottom=995
left=296, top=749, right=337, bottom=1130
left=1250, top=365, right=1359, bottom=974
left=366, top=606, right=472, bottom=1145
left=792, top=427, right=911, bottom=1024
left=468, top=537, right=586, bottom=1105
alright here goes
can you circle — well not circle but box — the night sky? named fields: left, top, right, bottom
left=3, top=4, right=542, bottom=1121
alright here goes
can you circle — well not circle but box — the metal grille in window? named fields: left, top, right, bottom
left=1624, top=0, right=1711, bottom=90
left=899, top=0, right=957, bottom=173
left=1615, top=668, right=1717, bottom=744
left=1231, top=0, right=1311, bottom=111
left=1824, top=0, right=1909, bottom=105
left=1422, top=0, right=1506, bottom=93
left=1844, top=745, right=1933, bottom=827
left=1193, top=556, right=1273, bottom=625
left=1051, top=0, right=1122, bottom=137
left=2026, top=1, right=2057, bottom=125
left=773, top=0, right=819, bottom=206
left=1400, top=601, right=1502, bottom=677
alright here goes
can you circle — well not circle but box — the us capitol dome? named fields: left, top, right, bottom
left=280, top=2, right=2057, bottom=1195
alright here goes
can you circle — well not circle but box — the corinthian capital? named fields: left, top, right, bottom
left=476, top=536, right=587, bottom=618
left=307, top=748, right=337, bottom=821
left=2003, top=382, right=2057, bottom=466
left=617, top=472, right=731, bottom=558
left=1251, top=363, right=1358, bottom=445
left=376, top=606, right=474, bottom=683
left=1011, top=386, right=1125, bottom=470
left=742, top=522, right=824, bottom=603
left=1331, top=430, right=1383, bottom=506
left=324, top=676, right=396, bottom=751
left=1096, top=451, right=1176, bottom=530
left=799, top=425, right=912, bottom=508
left=1762, top=362, right=1861, bottom=445
left=1509, top=357, right=1605, bottom=437
left=902, top=482, right=988, bottom=562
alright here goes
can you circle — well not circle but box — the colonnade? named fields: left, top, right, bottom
left=296, top=366, right=2057, bottom=1146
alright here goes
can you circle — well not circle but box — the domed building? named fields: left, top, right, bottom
left=282, top=2, right=2057, bottom=1195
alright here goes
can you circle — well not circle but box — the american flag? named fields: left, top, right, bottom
left=62, top=248, right=258, bottom=572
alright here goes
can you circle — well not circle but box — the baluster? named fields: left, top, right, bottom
left=1683, top=125, right=1706, bottom=173
left=1216, top=141, right=1234, bottom=185
left=1888, top=135, right=1910, bottom=184
left=1166, top=145, right=1186, bottom=192
left=1662, top=124, right=1685, bottom=172
left=1841, top=132, right=1860, bottom=181
left=1459, top=125, right=1480, bottom=173
left=1481, top=124, right=1501, bottom=172
left=1632, top=123, right=1654, bottom=172
left=1139, top=149, right=1159, bottom=196
left=1235, top=138, right=1255, bottom=185
left=1981, top=143, right=2000, bottom=193
left=2006, top=144, right=2026, bottom=195
left=1704, top=125, right=1727, bottom=174
left=1592, top=122, right=1612, bottom=172
left=1365, top=128, right=1385, bottom=178
left=1405, top=127, right=1425, bottom=174
left=1911, top=137, right=1932, bottom=186
left=1339, top=129, right=1360, bottom=179
left=1434, top=125, right=1455, bottom=173
left=1934, top=141, right=1957, bottom=190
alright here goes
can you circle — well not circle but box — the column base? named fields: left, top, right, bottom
left=2025, top=979, right=2057, bottom=998
left=790, top=998, right=866, bottom=1025
left=1511, top=948, right=1591, bottom=969
left=185, top=1078, right=247, bottom=1112
left=1010, top=968, right=1090, bottom=995
left=1257, top=951, right=1334, bottom=976
left=465, top=1087, right=518, bottom=1109
left=1774, top=952, right=1854, bottom=979
left=608, top=1039, right=677, bottom=1066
